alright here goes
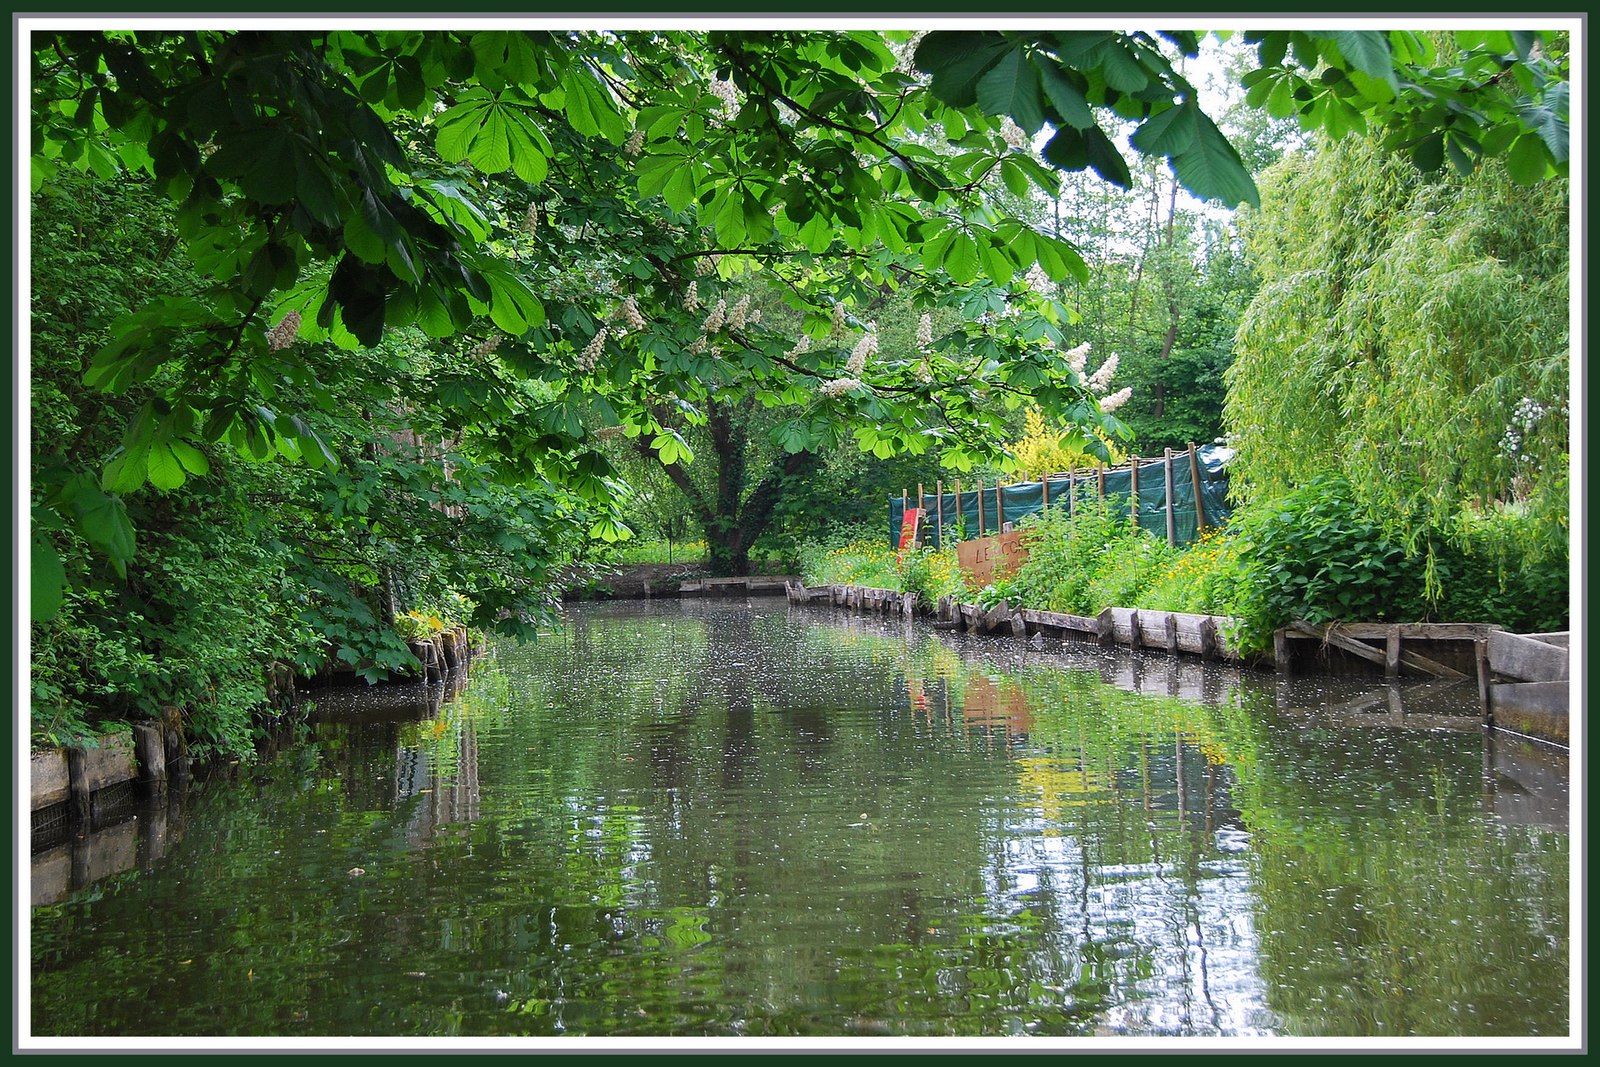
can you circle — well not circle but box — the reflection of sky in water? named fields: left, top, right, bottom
left=977, top=808, right=1276, bottom=1037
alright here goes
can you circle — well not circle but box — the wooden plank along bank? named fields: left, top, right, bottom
left=31, top=624, right=482, bottom=828
left=785, top=582, right=1570, bottom=746
left=786, top=581, right=1241, bottom=660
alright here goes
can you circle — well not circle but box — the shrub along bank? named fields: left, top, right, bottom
left=799, top=482, right=1567, bottom=655
left=797, top=524, right=975, bottom=608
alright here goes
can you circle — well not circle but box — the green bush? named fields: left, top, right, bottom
left=994, top=499, right=1170, bottom=616
left=1429, top=507, right=1568, bottom=633
left=30, top=474, right=304, bottom=759
left=1225, top=476, right=1427, bottom=653
left=1224, top=476, right=1569, bottom=654
left=797, top=524, right=971, bottom=603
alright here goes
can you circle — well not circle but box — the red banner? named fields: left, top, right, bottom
left=897, top=508, right=921, bottom=555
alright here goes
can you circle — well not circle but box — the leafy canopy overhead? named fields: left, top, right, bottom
left=29, top=25, right=1570, bottom=610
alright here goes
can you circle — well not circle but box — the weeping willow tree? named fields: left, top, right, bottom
left=1224, top=131, right=1570, bottom=563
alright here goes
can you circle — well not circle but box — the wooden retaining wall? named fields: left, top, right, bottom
left=784, top=582, right=1240, bottom=660
left=1484, top=630, right=1571, bottom=746
left=31, top=626, right=486, bottom=825
left=403, top=624, right=477, bottom=684
left=679, top=575, right=798, bottom=596
left=31, top=731, right=143, bottom=827
left=32, top=778, right=189, bottom=906
left=1277, top=621, right=1571, bottom=746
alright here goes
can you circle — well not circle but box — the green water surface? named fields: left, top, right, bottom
left=29, top=600, right=1570, bottom=1039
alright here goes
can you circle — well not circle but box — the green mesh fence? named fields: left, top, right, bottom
left=889, top=445, right=1233, bottom=550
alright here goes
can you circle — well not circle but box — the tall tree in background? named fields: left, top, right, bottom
left=32, top=27, right=1570, bottom=596
left=1049, top=162, right=1255, bottom=456
left=1225, top=129, right=1570, bottom=560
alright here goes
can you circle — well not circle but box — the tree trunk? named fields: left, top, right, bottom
left=638, top=398, right=820, bottom=577
left=1153, top=174, right=1182, bottom=421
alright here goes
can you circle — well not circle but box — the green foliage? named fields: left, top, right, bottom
left=917, top=30, right=1258, bottom=207
left=1426, top=508, right=1569, bottom=633
left=897, top=544, right=974, bottom=605
left=960, top=474, right=1564, bottom=656
left=1238, top=29, right=1569, bottom=182
left=29, top=170, right=599, bottom=756
left=797, top=524, right=972, bottom=604
left=1223, top=477, right=1568, bottom=654
left=392, top=609, right=447, bottom=642
left=26, top=27, right=1572, bottom=754
left=1137, top=526, right=1249, bottom=618
left=1109, top=234, right=1258, bottom=453
left=594, top=539, right=709, bottom=566
left=34, top=27, right=1570, bottom=594
left=1226, top=131, right=1569, bottom=562
left=990, top=499, right=1173, bottom=616
left=1224, top=476, right=1428, bottom=652
left=1049, top=152, right=1261, bottom=459
left=30, top=471, right=305, bottom=760
left=797, top=525, right=902, bottom=591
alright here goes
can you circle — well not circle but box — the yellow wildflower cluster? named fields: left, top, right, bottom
left=818, top=539, right=898, bottom=587
left=1146, top=525, right=1239, bottom=615
left=917, top=551, right=963, bottom=588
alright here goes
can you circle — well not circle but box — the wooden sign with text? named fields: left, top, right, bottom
left=956, top=530, right=1028, bottom=587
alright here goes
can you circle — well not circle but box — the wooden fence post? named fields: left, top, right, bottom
left=1188, top=442, right=1208, bottom=531
left=1164, top=448, right=1177, bottom=546
left=976, top=479, right=985, bottom=536
left=1475, top=637, right=1492, bottom=725
left=1129, top=457, right=1140, bottom=530
left=954, top=480, right=962, bottom=543
left=935, top=480, right=944, bottom=549
left=1041, top=471, right=1049, bottom=510
left=1097, top=466, right=1106, bottom=502
left=1096, top=607, right=1115, bottom=646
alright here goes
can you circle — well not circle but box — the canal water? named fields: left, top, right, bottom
left=28, top=600, right=1572, bottom=1041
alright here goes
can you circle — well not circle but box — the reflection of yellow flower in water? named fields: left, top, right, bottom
left=1017, top=757, right=1114, bottom=829
left=924, top=644, right=964, bottom=679
left=1173, top=724, right=1233, bottom=767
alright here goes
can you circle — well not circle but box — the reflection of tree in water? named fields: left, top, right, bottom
left=349, top=610, right=1419, bottom=1034
left=241, top=603, right=1567, bottom=1037
left=1218, top=693, right=1571, bottom=1037
left=882, top=634, right=1273, bottom=1034
left=656, top=608, right=1257, bottom=1032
